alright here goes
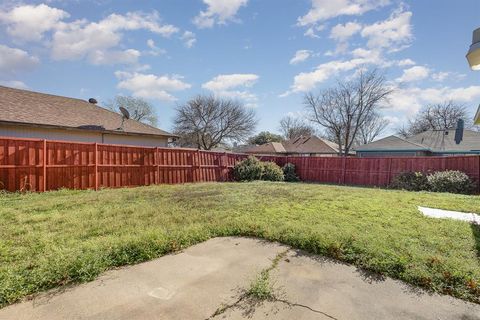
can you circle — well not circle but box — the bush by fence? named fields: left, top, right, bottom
left=0, top=137, right=479, bottom=192
left=390, top=170, right=476, bottom=194
left=282, top=163, right=300, bottom=182
left=389, top=172, right=429, bottom=191
left=233, top=157, right=284, bottom=182
left=427, top=170, right=476, bottom=194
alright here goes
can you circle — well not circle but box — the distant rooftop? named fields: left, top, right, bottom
left=244, top=135, right=339, bottom=155
left=356, top=129, right=480, bottom=153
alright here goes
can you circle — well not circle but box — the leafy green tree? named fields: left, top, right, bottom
left=247, top=131, right=283, bottom=145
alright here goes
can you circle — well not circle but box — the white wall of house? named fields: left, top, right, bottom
left=0, top=124, right=169, bottom=147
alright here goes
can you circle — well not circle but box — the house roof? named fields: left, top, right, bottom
left=355, top=135, right=429, bottom=151
left=244, top=141, right=286, bottom=154
left=408, top=129, right=480, bottom=152
left=283, top=136, right=339, bottom=154
left=0, top=85, right=175, bottom=138
left=244, top=135, right=338, bottom=155
left=356, top=129, right=480, bottom=153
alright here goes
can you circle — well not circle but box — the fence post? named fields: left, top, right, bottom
left=94, top=143, right=98, bottom=191
left=42, top=139, right=47, bottom=192
left=196, top=150, right=201, bottom=182
left=342, top=156, right=346, bottom=184
left=387, top=157, right=392, bottom=186
left=222, top=152, right=227, bottom=182
left=156, top=147, right=160, bottom=184
left=478, top=155, right=480, bottom=193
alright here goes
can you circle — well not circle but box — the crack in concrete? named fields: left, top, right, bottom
left=205, top=295, right=247, bottom=320
left=206, top=249, right=339, bottom=320
left=275, top=298, right=339, bottom=320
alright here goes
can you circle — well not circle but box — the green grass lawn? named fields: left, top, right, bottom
left=1, top=182, right=479, bottom=307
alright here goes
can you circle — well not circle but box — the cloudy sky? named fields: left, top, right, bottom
left=1, top=0, right=479, bottom=134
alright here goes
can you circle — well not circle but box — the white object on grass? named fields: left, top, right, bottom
left=418, top=206, right=480, bottom=224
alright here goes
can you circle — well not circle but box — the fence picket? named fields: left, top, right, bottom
left=0, top=136, right=479, bottom=192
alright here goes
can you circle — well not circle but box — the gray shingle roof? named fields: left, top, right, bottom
left=355, top=135, right=429, bottom=151
left=407, top=129, right=480, bottom=152
left=0, top=85, right=175, bottom=138
left=356, top=129, right=480, bottom=152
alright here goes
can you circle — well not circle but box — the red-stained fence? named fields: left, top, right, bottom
left=0, top=136, right=479, bottom=192
left=284, top=156, right=480, bottom=190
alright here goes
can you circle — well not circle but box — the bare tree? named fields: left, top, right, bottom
left=305, top=69, right=392, bottom=156
left=396, top=101, right=470, bottom=137
left=279, top=115, right=316, bottom=139
left=356, top=112, right=390, bottom=145
left=106, top=95, right=158, bottom=126
left=173, top=95, right=257, bottom=150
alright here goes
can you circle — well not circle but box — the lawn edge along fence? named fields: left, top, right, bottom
left=1, top=136, right=479, bottom=192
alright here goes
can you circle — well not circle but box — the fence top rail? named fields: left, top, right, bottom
left=292, top=155, right=480, bottom=161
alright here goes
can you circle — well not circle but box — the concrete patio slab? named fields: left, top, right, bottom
left=0, top=237, right=479, bottom=320
left=419, top=206, right=480, bottom=224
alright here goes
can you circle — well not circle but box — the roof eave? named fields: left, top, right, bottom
left=0, top=120, right=178, bottom=139
left=356, top=149, right=430, bottom=152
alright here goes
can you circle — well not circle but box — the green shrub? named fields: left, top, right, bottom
left=427, top=170, right=476, bottom=194
left=283, top=163, right=300, bottom=182
left=261, top=162, right=284, bottom=181
left=233, top=156, right=264, bottom=181
left=390, top=172, right=429, bottom=191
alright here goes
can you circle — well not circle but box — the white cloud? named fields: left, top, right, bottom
left=330, top=21, right=362, bottom=41
left=396, top=58, right=415, bottom=66
left=361, top=8, right=412, bottom=51
left=0, top=4, right=69, bottom=42
left=202, top=74, right=258, bottom=91
left=383, top=115, right=401, bottom=125
left=89, top=49, right=141, bottom=65
left=328, top=21, right=362, bottom=54
left=51, top=11, right=178, bottom=63
left=193, top=0, right=248, bottom=28
left=396, top=65, right=430, bottom=83
left=432, top=72, right=449, bottom=82
left=290, top=50, right=313, bottom=65
left=304, top=24, right=326, bottom=38
left=146, top=39, right=166, bottom=56
left=0, top=80, right=28, bottom=89
left=0, top=4, right=183, bottom=66
left=0, top=44, right=39, bottom=73
left=202, top=73, right=259, bottom=107
left=298, top=0, right=389, bottom=26
left=282, top=54, right=380, bottom=95
left=388, top=85, right=480, bottom=113
left=115, top=71, right=191, bottom=101
left=181, top=31, right=196, bottom=48
left=431, top=71, right=465, bottom=82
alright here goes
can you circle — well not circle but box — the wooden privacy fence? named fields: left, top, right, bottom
left=0, top=136, right=479, bottom=192
left=0, top=137, right=247, bottom=192
left=283, top=156, right=480, bottom=190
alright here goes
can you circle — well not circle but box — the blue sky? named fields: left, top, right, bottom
left=1, top=0, right=480, bottom=135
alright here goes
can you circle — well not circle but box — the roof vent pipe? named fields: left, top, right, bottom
left=88, top=98, right=97, bottom=104
left=455, top=119, right=464, bottom=145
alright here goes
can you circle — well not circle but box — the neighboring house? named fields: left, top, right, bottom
left=355, top=129, right=480, bottom=157
left=244, top=135, right=340, bottom=156
left=0, top=86, right=176, bottom=147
